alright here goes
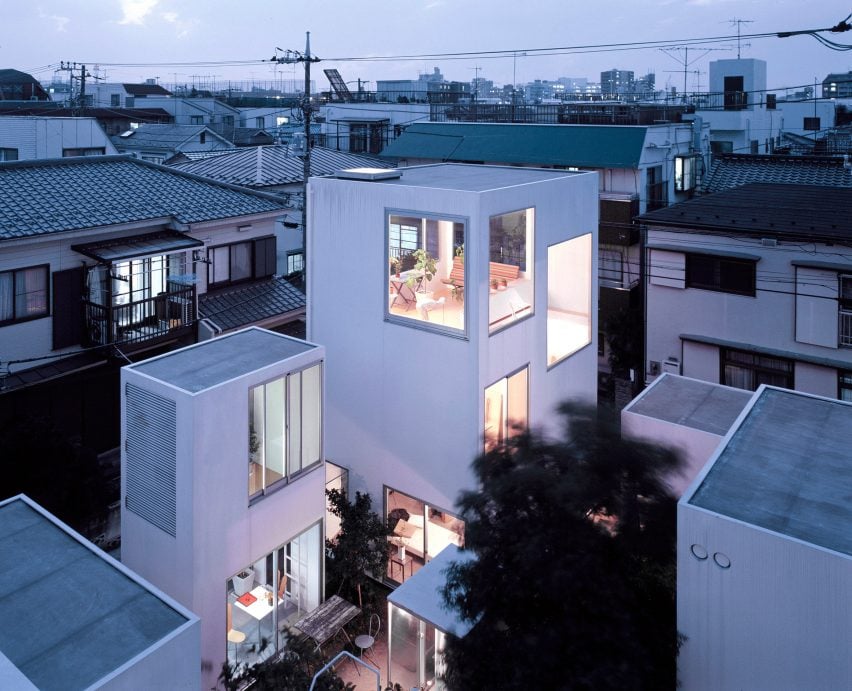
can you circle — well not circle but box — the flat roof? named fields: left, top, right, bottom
left=130, top=327, right=317, bottom=393
left=688, top=387, right=852, bottom=557
left=339, top=163, right=585, bottom=193
left=625, top=374, right=752, bottom=436
left=0, top=496, right=191, bottom=690
left=387, top=545, right=475, bottom=637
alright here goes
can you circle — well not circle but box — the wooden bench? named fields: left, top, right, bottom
left=441, top=257, right=520, bottom=290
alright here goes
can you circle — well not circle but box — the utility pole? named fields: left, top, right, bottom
left=57, top=61, right=94, bottom=113
left=272, top=32, right=320, bottom=288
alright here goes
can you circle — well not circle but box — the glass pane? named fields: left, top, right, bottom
left=249, top=386, right=265, bottom=496
left=484, top=378, right=505, bottom=452
left=211, top=246, right=229, bottom=284
left=389, top=604, right=420, bottom=691
left=288, top=372, right=302, bottom=476
left=489, top=208, right=534, bottom=332
left=506, top=368, right=528, bottom=439
left=231, top=243, right=252, bottom=281
left=301, top=365, right=322, bottom=469
left=265, top=378, right=286, bottom=486
left=547, top=235, right=592, bottom=365
left=0, top=272, right=13, bottom=320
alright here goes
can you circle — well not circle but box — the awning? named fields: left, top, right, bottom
left=387, top=545, right=476, bottom=637
left=72, top=230, right=203, bottom=263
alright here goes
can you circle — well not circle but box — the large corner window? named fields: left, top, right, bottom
left=208, top=236, right=276, bottom=289
left=721, top=348, right=793, bottom=391
left=484, top=366, right=529, bottom=452
left=386, top=213, right=466, bottom=333
left=548, top=235, right=592, bottom=366
left=489, top=208, right=534, bottom=333
left=249, top=363, right=322, bottom=500
left=686, top=253, right=755, bottom=296
left=0, top=265, right=49, bottom=325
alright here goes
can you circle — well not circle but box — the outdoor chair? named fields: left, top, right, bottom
left=354, top=612, right=381, bottom=665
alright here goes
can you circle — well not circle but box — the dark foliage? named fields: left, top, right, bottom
left=217, top=630, right=354, bottom=691
left=442, top=401, right=684, bottom=691
left=0, top=415, right=112, bottom=533
left=604, top=305, right=644, bottom=377
left=325, top=488, right=390, bottom=611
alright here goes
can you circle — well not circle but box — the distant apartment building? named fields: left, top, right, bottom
left=823, top=71, right=852, bottom=98
left=600, top=69, right=634, bottom=98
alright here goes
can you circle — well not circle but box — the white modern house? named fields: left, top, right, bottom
left=120, top=327, right=326, bottom=689
left=308, top=163, right=598, bottom=582
left=641, top=183, right=852, bottom=400
left=0, top=494, right=200, bottom=690
left=678, top=385, right=852, bottom=690
left=0, top=115, right=118, bottom=160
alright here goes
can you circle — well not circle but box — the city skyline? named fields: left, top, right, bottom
left=2, top=1, right=851, bottom=94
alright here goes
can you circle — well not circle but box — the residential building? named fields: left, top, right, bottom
left=380, top=120, right=710, bottom=387
left=111, top=123, right=234, bottom=164
left=823, top=71, right=852, bottom=98
left=0, top=155, right=296, bottom=451
left=90, top=81, right=173, bottom=109
left=0, top=115, right=117, bottom=160
left=640, top=183, right=852, bottom=400
left=308, top=163, right=599, bottom=582
left=0, top=494, right=200, bottom=689
left=701, top=152, right=852, bottom=193
left=129, top=95, right=242, bottom=140
left=377, top=67, right=469, bottom=104
left=678, top=385, right=852, bottom=690
left=169, top=145, right=395, bottom=275
left=121, top=327, right=326, bottom=690
left=0, top=68, right=50, bottom=101
left=600, top=69, right=634, bottom=98
left=0, top=104, right=173, bottom=136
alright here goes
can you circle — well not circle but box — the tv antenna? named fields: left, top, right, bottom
left=728, top=18, right=754, bottom=59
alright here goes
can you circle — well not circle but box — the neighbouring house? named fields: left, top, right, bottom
left=620, top=373, right=752, bottom=496
left=0, top=105, right=173, bottom=136
left=0, top=155, right=297, bottom=451
left=169, top=145, right=395, bottom=276
left=130, top=95, right=242, bottom=140
left=111, top=123, right=234, bottom=164
left=639, top=183, right=852, bottom=400
left=90, top=81, right=173, bottom=109
left=380, top=120, right=710, bottom=392
left=0, top=68, right=50, bottom=102
left=677, top=385, right=852, bottom=690
left=120, top=327, right=326, bottom=690
left=700, top=152, right=852, bottom=194
left=0, top=494, right=200, bottom=689
left=308, top=163, right=599, bottom=585
left=0, top=115, right=118, bottom=160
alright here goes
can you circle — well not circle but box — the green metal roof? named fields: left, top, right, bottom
left=380, top=122, right=647, bottom=169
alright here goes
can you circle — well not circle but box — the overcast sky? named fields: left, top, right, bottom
left=3, top=1, right=851, bottom=93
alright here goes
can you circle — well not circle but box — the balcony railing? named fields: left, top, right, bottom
left=840, top=310, right=852, bottom=347
left=84, top=285, right=195, bottom=347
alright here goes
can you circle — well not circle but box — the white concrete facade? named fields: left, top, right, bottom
left=308, top=164, right=599, bottom=517
left=121, top=329, right=326, bottom=690
left=645, top=227, right=852, bottom=398
left=0, top=116, right=117, bottom=159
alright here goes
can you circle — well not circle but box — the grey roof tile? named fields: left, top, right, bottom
left=169, top=145, right=393, bottom=188
left=702, top=153, right=852, bottom=193
left=0, top=155, right=286, bottom=241
left=198, top=276, right=305, bottom=331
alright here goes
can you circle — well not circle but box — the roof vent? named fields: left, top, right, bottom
left=334, top=167, right=402, bottom=181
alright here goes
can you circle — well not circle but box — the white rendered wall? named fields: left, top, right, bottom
left=121, top=342, right=326, bottom=689
left=681, top=341, right=719, bottom=384
left=678, top=504, right=852, bottom=691
left=0, top=117, right=117, bottom=159
left=645, top=229, right=852, bottom=392
left=308, top=169, right=598, bottom=512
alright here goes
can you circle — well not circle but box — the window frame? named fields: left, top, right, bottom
left=685, top=253, right=756, bottom=296
left=286, top=251, right=304, bottom=277
left=0, top=148, right=19, bottom=161
left=720, top=347, right=794, bottom=392
left=0, top=264, right=50, bottom=326
left=207, top=236, right=276, bottom=289
left=488, top=207, right=535, bottom=335
left=248, top=362, right=324, bottom=503
left=839, top=371, right=852, bottom=402
left=484, top=365, right=530, bottom=452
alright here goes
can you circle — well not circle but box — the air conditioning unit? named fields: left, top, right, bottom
left=662, top=357, right=681, bottom=375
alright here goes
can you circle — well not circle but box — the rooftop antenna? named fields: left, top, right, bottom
left=728, top=18, right=754, bottom=59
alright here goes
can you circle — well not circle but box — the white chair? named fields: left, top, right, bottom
left=416, top=294, right=446, bottom=321
left=354, top=613, right=381, bottom=665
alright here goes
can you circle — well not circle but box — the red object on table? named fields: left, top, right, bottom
left=237, top=592, right=257, bottom=606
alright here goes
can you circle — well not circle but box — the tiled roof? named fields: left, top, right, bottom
left=702, top=153, right=852, bottom=192
left=638, top=183, right=852, bottom=241
left=122, top=83, right=172, bottom=96
left=0, top=155, right=286, bottom=241
left=170, top=145, right=394, bottom=187
left=111, top=123, right=234, bottom=149
left=198, top=276, right=306, bottom=331
left=380, top=122, right=648, bottom=168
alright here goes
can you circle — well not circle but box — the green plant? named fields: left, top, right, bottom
left=407, top=248, right=437, bottom=288
left=454, top=244, right=464, bottom=260
left=389, top=255, right=401, bottom=276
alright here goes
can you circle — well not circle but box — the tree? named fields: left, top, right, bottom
left=218, top=630, right=353, bottom=691
left=442, top=401, right=684, bottom=690
left=325, top=488, right=390, bottom=611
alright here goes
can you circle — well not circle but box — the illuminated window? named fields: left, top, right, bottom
left=484, top=367, right=528, bottom=452
left=547, top=235, right=592, bottom=366
left=674, top=154, right=700, bottom=192
left=489, top=208, right=534, bottom=333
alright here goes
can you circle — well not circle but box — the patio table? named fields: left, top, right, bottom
left=294, top=594, right=361, bottom=650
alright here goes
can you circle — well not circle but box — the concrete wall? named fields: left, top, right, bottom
left=679, top=504, right=852, bottom=690
left=0, top=116, right=117, bottom=159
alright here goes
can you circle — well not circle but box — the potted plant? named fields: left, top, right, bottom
left=389, top=256, right=401, bottom=278
left=490, top=278, right=499, bottom=293
left=407, top=248, right=437, bottom=290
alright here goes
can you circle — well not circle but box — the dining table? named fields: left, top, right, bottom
left=293, top=594, right=361, bottom=650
